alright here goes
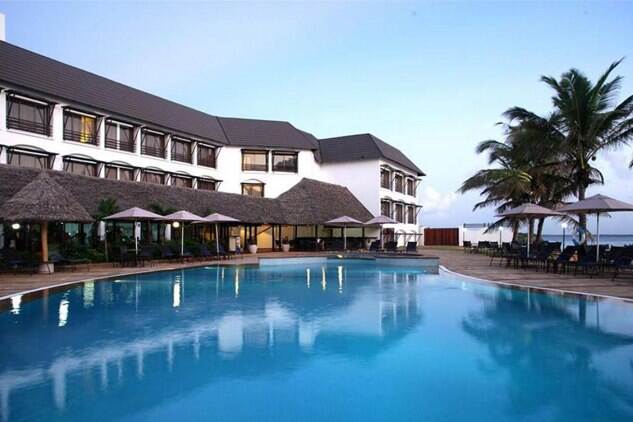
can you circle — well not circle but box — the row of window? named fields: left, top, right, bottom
left=241, top=150, right=298, bottom=173
left=381, top=200, right=417, bottom=224
left=5, top=93, right=218, bottom=168
left=380, top=168, right=416, bottom=196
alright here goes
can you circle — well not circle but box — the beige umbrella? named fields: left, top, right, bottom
left=365, top=215, right=397, bottom=249
left=0, top=173, right=93, bottom=273
left=162, top=211, right=205, bottom=255
left=558, top=194, right=633, bottom=262
left=498, top=203, right=563, bottom=256
left=105, top=207, right=163, bottom=255
left=202, top=213, right=240, bottom=255
left=325, top=216, right=363, bottom=250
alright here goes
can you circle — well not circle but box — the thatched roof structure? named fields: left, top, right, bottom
left=0, top=172, right=93, bottom=223
left=0, top=165, right=373, bottom=225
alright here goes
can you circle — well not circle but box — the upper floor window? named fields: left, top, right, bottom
left=172, top=174, right=192, bottom=188
left=64, top=109, right=97, bottom=145
left=272, top=151, right=298, bottom=173
left=242, top=150, right=268, bottom=172
left=406, top=178, right=416, bottom=196
left=197, top=144, right=216, bottom=168
left=394, top=174, right=404, bottom=193
left=242, top=182, right=264, bottom=197
left=380, top=169, right=390, bottom=189
left=63, top=158, right=97, bottom=177
left=394, top=203, right=404, bottom=223
left=197, top=179, right=217, bottom=191
left=105, top=120, right=135, bottom=152
left=105, top=164, right=135, bottom=181
left=381, top=200, right=391, bottom=218
left=407, top=206, right=416, bottom=225
left=142, top=169, right=165, bottom=185
left=6, top=94, right=52, bottom=136
left=171, top=138, right=192, bottom=164
left=141, top=130, right=166, bottom=158
left=7, top=149, right=50, bottom=169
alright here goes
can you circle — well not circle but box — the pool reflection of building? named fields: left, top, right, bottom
left=0, top=265, right=424, bottom=421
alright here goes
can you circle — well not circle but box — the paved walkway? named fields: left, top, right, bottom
left=423, top=246, right=633, bottom=300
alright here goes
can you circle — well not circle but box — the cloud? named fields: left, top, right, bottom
left=420, top=185, right=458, bottom=214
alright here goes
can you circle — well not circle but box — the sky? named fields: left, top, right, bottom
left=1, top=1, right=632, bottom=235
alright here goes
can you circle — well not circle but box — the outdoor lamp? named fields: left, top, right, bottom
left=172, top=221, right=180, bottom=228
left=561, top=222, right=568, bottom=229
left=561, top=222, right=568, bottom=248
left=11, top=223, right=20, bottom=230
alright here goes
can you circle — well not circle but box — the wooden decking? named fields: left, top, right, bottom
left=423, top=246, right=633, bottom=301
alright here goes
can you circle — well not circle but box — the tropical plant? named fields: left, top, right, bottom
left=94, top=198, right=120, bottom=221
left=148, top=203, right=177, bottom=216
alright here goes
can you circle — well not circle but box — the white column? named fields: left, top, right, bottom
left=135, top=128, right=142, bottom=156
left=192, top=141, right=198, bottom=166
left=98, top=117, right=106, bottom=151
left=165, top=134, right=172, bottom=161
left=51, top=104, right=64, bottom=144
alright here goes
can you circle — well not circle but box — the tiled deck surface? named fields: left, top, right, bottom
left=423, top=246, right=633, bottom=300
left=1, top=248, right=633, bottom=301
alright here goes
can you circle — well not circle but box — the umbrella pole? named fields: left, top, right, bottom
left=343, top=226, right=346, bottom=250
left=215, top=223, right=219, bottom=255
left=596, top=213, right=600, bottom=262
left=134, top=220, right=138, bottom=255
left=527, top=221, right=531, bottom=257
left=181, top=224, right=185, bottom=256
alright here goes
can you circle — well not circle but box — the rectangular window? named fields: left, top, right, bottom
left=197, top=144, right=216, bottom=168
left=198, top=179, right=216, bottom=191
left=381, top=201, right=391, bottom=218
left=272, top=151, right=298, bottom=173
left=142, top=170, right=165, bottom=184
left=242, top=182, right=264, bottom=197
left=407, top=206, right=416, bottom=224
left=171, top=138, right=192, bottom=164
left=172, top=175, right=192, bottom=188
left=64, top=110, right=97, bottom=145
left=394, top=174, right=404, bottom=193
left=380, top=169, right=390, bottom=189
left=6, top=95, right=51, bottom=136
left=105, top=120, right=135, bottom=152
left=141, top=130, right=165, bottom=158
left=406, top=179, right=416, bottom=196
left=105, top=165, right=135, bottom=181
left=395, top=204, right=404, bottom=223
left=63, top=159, right=97, bottom=177
left=242, top=150, right=268, bottom=172
left=7, top=150, right=49, bottom=169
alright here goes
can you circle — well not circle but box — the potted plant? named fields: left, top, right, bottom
left=281, top=236, right=290, bottom=252
left=247, top=238, right=258, bottom=254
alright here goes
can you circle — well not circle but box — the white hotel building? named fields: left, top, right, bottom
left=0, top=38, right=424, bottom=246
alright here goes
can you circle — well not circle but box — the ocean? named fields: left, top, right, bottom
left=542, top=234, right=633, bottom=246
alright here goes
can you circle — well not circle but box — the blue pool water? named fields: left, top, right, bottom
left=1, top=259, right=633, bottom=421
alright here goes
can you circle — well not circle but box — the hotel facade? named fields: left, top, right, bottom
left=0, top=38, right=424, bottom=248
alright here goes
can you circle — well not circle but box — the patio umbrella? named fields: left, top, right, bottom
left=0, top=172, right=93, bottom=272
left=498, top=203, right=563, bottom=256
left=325, top=216, right=363, bottom=250
left=202, top=213, right=240, bottom=255
left=365, top=215, right=397, bottom=249
left=104, top=207, right=163, bottom=255
left=558, top=194, right=633, bottom=262
left=162, top=211, right=205, bottom=255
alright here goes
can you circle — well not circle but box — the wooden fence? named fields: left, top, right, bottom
left=424, top=228, right=459, bottom=246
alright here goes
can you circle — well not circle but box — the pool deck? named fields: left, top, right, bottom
left=423, top=246, right=633, bottom=301
left=1, top=248, right=632, bottom=301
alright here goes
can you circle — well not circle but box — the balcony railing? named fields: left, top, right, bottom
left=141, top=144, right=166, bottom=158
left=64, top=129, right=98, bottom=145
left=172, top=152, right=192, bottom=164
left=105, top=138, right=136, bottom=153
left=7, top=117, right=51, bottom=136
left=198, top=156, right=216, bottom=168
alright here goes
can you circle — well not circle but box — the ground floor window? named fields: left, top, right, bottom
left=63, top=158, right=97, bottom=177
left=197, top=179, right=217, bottom=191
left=172, top=175, right=193, bottom=188
left=242, top=182, right=264, bottom=197
left=105, top=165, right=135, bottom=181
left=7, top=150, right=50, bottom=169
left=142, top=170, right=165, bottom=185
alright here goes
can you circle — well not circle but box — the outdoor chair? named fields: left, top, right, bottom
left=524, top=243, right=558, bottom=271
left=368, top=240, right=382, bottom=253
left=198, top=244, right=214, bottom=261
left=49, top=252, right=91, bottom=272
left=405, top=242, right=418, bottom=254
left=612, top=253, right=633, bottom=280
left=547, top=246, right=577, bottom=273
left=160, top=246, right=177, bottom=262
left=462, top=241, right=472, bottom=252
left=384, top=241, right=398, bottom=253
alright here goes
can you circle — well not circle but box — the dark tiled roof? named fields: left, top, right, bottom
left=319, top=134, right=425, bottom=176
left=218, top=117, right=318, bottom=150
left=0, top=41, right=229, bottom=143
left=0, top=165, right=373, bottom=225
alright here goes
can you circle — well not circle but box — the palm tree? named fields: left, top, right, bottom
left=511, top=60, right=633, bottom=239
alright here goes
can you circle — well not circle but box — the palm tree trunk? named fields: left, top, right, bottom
left=511, top=220, right=519, bottom=242
left=536, top=218, right=545, bottom=242
left=528, top=219, right=534, bottom=246
left=578, top=185, right=587, bottom=244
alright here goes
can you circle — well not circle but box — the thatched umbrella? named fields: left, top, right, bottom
left=0, top=172, right=93, bottom=272
left=325, top=216, right=363, bottom=250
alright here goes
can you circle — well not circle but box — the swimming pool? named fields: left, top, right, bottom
left=1, top=259, right=632, bottom=421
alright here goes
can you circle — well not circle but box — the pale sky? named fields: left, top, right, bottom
left=1, top=1, right=632, bottom=234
